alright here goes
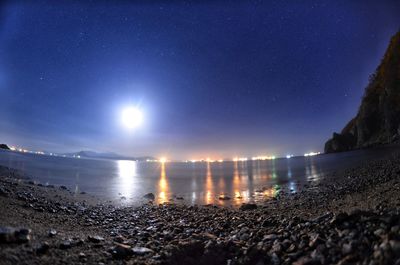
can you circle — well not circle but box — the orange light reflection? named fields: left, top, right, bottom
left=157, top=162, right=169, bottom=204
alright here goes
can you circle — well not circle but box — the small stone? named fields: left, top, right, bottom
left=60, top=240, right=72, bottom=249
left=0, top=226, right=16, bottom=243
left=36, top=242, right=50, bottom=255
left=114, top=235, right=127, bottom=243
left=293, top=257, right=314, bottom=265
left=374, top=228, right=385, bottom=237
left=203, top=232, right=217, bottom=240
left=143, top=193, right=155, bottom=200
left=48, top=229, right=57, bottom=237
left=59, top=185, right=67, bottom=190
left=0, top=187, right=8, bottom=197
left=218, top=195, right=231, bottom=200
left=88, top=235, right=104, bottom=243
left=270, top=252, right=280, bottom=265
left=308, top=233, right=322, bottom=248
left=342, top=243, right=353, bottom=255
left=287, top=244, right=296, bottom=253
left=263, top=234, right=278, bottom=241
left=239, top=203, right=258, bottom=210
left=271, top=242, right=282, bottom=253
left=78, top=252, right=86, bottom=259
left=391, top=226, right=400, bottom=233
left=15, top=228, right=31, bottom=243
left=112, top=243, right=133, bottom=259
left=132, top=246, right=154, bottom=255
left=389, top=240, right=400, bottom=252
left=331, top=212, right=348, bottom=224
left=379, top=241, right=391, bottom=252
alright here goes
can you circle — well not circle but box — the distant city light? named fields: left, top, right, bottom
left=304, top=152, right=321, bottom=157
left=251, top=156, right=275, bottom=161
left=286, top=154, right=294, bottom=159
left=159, top=157, right=167, bottom=163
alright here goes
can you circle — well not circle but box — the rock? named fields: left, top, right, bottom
left=342, top=243, right=353, bottom=255
left=374, top=228, right=385, bottom=237
left=59, top=186, right=67, bottom=190
left=0, top=187, right=8, bottom=197
left=111, top=243, right=133, bottom=259
left=331, top=212, right=349, bottom=225
left=143, top=193, right=155, bottom=200
left=308, top=233, right=322, bottom=248
left=60, top=240, right=72, bottom=249
left=132, top=246, right=154, bottom=255
left=0, top=227, right=16, bottom=243
left=239, top=203, right=257, bottom=210
left=218, top=195, right=231, bottom=200
left=114, top=235, right=127, bottom=243
left=15, top=228, right=31, bottom=243
left=389, top=240, right=400, bottom=252
left=36, top=242, right=50, bottom=255
left=0, top=227, right=31, bottom=244
left=88, top=235, right=104, bottom=243
left=263, top=234, right=278, bottom=241
left=48, top=229, right=57, bottom=237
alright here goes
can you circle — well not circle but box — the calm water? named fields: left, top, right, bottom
left=0, top=147, right=396, bottom=206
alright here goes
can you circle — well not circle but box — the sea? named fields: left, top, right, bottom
left=0, top=147, right=396, bottom=206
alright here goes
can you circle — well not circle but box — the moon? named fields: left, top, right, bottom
left=121, top=107, right=143, bottom=129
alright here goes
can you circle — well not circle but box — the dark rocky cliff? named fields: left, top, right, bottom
left=325, top=30, right=400, bottom=153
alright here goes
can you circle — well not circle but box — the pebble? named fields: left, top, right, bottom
left=111, top=243, right=133, bottom=259
left=218, top=195, right=231, bottom=200
left=143, top=193, right=155, bottom=200
left=239, top=203, right=258, bottom=210
left=36, top=242, right=50, bottom=255
left=48, top=229, right=57, bottom=237
left=0, top=226, right=31, bottom=244
left=88, top=235, right=104, bottom=243
left=60, top=239, right=73, bottom=249
left=132, top=246, right=154, bottom=255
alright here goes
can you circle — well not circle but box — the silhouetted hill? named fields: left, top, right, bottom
left=64, top=150, right=155, bottom=161
left=325, top=30, right=400, bottom=153
left=0, top=144, right=10, bottom=150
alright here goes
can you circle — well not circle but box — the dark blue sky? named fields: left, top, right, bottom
left=0, top=1, right=399, bottom=159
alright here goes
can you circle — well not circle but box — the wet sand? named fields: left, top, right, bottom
left=1, top=151, right=400, bottom=264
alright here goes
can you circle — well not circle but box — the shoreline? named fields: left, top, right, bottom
left=1, top=152, right=400, bottom=264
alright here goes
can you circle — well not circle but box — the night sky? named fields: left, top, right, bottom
left=1, top=1, right=400, bottom=159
